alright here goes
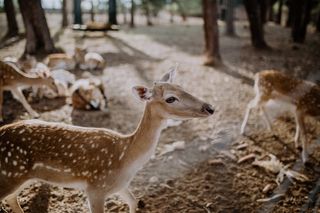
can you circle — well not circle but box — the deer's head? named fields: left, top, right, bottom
left=74, top=47, right=87, bottom=63
left=38, top=70, right=59, bottom=94
left=132, top=66, right=214, bottom=120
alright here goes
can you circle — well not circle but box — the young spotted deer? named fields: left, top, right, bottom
left=241, top=70, right=320, bottom=163
left=74, top=47, right=105, bottom=70
left=0, top=60, right=58, bottom=121
left=0, top=67, right=214, bottom=213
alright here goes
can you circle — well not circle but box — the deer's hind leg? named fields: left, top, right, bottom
left=0, top=180, right=26, bottom=213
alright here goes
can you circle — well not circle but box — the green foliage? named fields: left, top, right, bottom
left=176, top=0, right=202, bottom=16
left=149, top=0, right=166, bottom=16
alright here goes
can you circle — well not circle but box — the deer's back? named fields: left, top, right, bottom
left=0, top=120, right=126, bottom=183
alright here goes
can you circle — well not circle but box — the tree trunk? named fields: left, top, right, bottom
left=286, top=0, right=292, bottom=27
left=291, top=0, right=312, bottom=43
left=122, top=3, right=127, bottom=24
left=317, top=13, right=320, bottom=32
left=142, top=0, right=152, bottom=26
left=90, top=0, right=95, bottom=22
left=174, top=0, right=187, bottom=22
left=3, top=0, right=19, bottom=38
left=225, top=0, right=235, bottom=36
left=62, top=0, right=68, bottom=28
left=267, top=0, right=275, bottom=22
left=108, top=0, right=118, bottom=25
left=18, top=0, right=55, bottom=55
left=130, top=0, right=135, bottom=28
left=74, top=0, right=82, bottom=25
left=202, top=0, right=221, bottom=66
left=260, top=0, right=268, bottom=24
left=243, top=0, right=268, bottom=49
left=276, top=0, right=283, bottom=25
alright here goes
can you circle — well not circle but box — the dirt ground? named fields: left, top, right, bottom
left=1, top=12, right=320, bottom=213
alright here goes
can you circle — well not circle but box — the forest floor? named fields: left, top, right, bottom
left=1, top=13, right=320, bottom=213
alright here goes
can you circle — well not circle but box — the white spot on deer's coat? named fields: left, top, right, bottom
left=119, top=152, right=125, bottom=160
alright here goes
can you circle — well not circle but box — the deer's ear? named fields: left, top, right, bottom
left=132, top=86, right=152, bottom=101
left=159, top=64, right=178, bottom=83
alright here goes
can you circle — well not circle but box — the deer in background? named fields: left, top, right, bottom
left=0, top=66, right=214, bottom=213
left=0, top=60, right=58, bottom=121
left=74, top=47, right=105, bottom=70
left=241, top=70, right=320, bottom=163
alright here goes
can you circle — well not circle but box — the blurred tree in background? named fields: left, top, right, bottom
left=3, top=0, right=19, bottom=40
left=0, top=0, right=320, bottom=57
left=74, top=0, right=83, bottom=24
left=62, top=0, right=68, bottom=27
left=225, top=0, right=235, bottom=36
left=243, top=0, right=268, bottom=49
left=202, top=0, right=221, bottom=66
left=18, top=0, right=56, bottom=55
left=108, top=0, right=118, bottom=25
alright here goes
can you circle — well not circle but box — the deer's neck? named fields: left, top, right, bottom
left=125, top=103, right=166, bottom=167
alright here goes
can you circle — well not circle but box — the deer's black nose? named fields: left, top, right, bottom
left=202, top=104, right=215, bottom=115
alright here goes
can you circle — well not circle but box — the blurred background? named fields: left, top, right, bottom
left=0, top=0, right=320, bottom=212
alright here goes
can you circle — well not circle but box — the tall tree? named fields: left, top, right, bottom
left=121, top=2, right=128, bottom=24
left=225, top=0, right=235, bottom=36
left=285, top=0, right=293, bottom=27
left=142, top=0, right=152, bottom=26
left=243, top=0, right=268, bottom=49
left=130, top=0, right=135, bottom=28
left=259, top=0, right=268, bottom=24
left=74, top=0, right=83, bottom=24
left=317, top=13, right=320, bottom=32
left=174, top=0, right=187, bottom=22
left=3, top=0, right=19, bottom=39
left=267, top=0, right=275, bottom=22
left=291, top=0, right=313, bottom=43
left=18, top=0, right=55, bottom=55
left=276, top=0, right=283, bottom=24
left=90, top=0, right=95, bottom=22
left=202, top=0, right=221, bottom=66
left=62, top=0, right=68, bottom=28
left=108, top=0, right=118, bottom=25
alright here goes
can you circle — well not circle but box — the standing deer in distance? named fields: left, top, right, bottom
left=0, top=60, right=58, bottom=122
left=241, top=70, right=320, bottom=163
left=0, top=66, right=214, bottom=213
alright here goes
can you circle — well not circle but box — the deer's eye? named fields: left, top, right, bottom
left=165, top=97, right=178, bottom=103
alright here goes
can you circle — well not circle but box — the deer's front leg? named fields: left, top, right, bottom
left=117, top=188, right=138, bottom=213
left=10, top=88, right=39, bottom=118
left=296, top=111, right=308, bottom=163
left=294, top=112, right=301, bottom=149
left=86, top=188, right=105, bottom=213
left=240, top=98, right=257, bottom=135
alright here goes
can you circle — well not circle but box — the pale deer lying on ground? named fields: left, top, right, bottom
left=241, top=70, right=320, bottom=163
left=74, top=47, right=105, bottom=70
left=0, top=67, right=214, bottom=213
left=71, top=78, right=107, bottom=111
left=0, top=61, right=58, bottom=121
left=44, top=53, right=76, bottom=70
